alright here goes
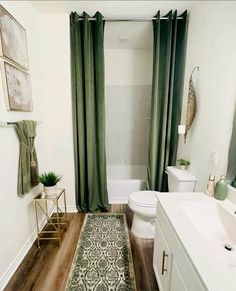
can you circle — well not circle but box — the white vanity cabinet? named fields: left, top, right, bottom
left=170, top=262, right=187, bottom=291
left=153, top=225, right=173, bottom=291
left=153, top=201, right=207, bottom=291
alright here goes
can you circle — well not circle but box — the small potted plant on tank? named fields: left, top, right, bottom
left=39, top=171, right=62, bottom=196
left=177, top=159, right=191, bottom=170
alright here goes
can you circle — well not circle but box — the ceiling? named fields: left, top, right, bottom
left=32, top=1, right=195, bottom=49
left=32, top=1, right=194, bottom=15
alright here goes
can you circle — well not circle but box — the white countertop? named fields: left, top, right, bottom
left=156, top=192, right=236, bottom=291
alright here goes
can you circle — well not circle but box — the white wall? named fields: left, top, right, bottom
left=105, top=49, right=152, bottom=177
left=0, top=3, right=74, bottom=288
left=36, top=13, right=75, bottom=208
left=105, top=49, right=152, bottom=85
left=0, top=0, right=48, bottom=286
left=177, top=1, right=236, bottom=191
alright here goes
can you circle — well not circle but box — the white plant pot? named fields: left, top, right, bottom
left=180, top=165, right=187, bottom=170
left=44, top=185, right=57, bottom=196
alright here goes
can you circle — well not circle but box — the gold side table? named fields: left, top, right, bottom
left=33, top=188, right=68, bottom=247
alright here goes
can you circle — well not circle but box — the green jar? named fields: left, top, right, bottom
left=214, top=175, right=228, bottom=200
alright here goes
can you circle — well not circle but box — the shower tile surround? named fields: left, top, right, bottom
left=105, top=85, right=151, bottom=166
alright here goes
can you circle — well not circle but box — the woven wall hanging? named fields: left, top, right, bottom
left=184, top=66, right=199, bottom=143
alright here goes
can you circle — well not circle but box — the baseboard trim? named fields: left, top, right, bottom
left=60, top=205, right=78, bottom=213
left=0, top=205, right=54, bottom=290
left=109, top=198, right=128, bottom=204
left=0, top=204, right=96, bottom=290
left=0, top=229, right=38, bottom=290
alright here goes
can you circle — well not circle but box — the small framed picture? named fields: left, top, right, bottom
left=1, top=61, right=33, bottom=111
left=0, top=4, right=29, bottom=70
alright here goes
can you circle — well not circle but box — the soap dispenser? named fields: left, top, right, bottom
left=214, top=175, right=228, bottom=200
left=206, top=175, right=215, bottom=197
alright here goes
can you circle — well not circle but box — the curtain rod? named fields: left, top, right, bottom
left=77, top=17, right=183, bottom=22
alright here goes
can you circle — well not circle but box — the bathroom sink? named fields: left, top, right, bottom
left=156, top=192, right=236, bottom=291
left=180, top=200, right=236, bottom=265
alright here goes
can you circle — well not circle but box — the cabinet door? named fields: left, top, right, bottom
left=153, top=224, right=173, bottom=291
left=170, top=262, right=188, bottom=291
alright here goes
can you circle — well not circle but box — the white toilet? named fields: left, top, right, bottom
left=167, top=166, right=196, bottom=192
left=128, top=190, right=158, bottom=239
left=128, top=166, right=196, bottom=239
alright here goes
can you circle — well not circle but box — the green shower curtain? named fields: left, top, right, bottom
left=70, top=12, right=109, bottom=212
left=147, top=10, right=188, bottom=192
left=227, top=105, right=236, bottom=181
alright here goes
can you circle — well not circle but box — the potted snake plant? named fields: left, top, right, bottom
left=177, top=159, right=191, bottom=170
left=39, top=172, right=61, bottom=196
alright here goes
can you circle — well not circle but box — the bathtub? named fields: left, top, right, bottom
left=107, top=165, right=147, bottom=204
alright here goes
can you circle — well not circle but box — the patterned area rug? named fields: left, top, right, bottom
left=66, top=213, right=136, bottom=291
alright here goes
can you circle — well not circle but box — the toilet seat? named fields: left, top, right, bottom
left=129, top=191, right=157, bottom=207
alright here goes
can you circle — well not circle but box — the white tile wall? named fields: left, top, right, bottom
left=105, top=85, right=151, bottom=165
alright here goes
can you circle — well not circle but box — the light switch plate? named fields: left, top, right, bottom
left=210, top=151, right=219, bottom=165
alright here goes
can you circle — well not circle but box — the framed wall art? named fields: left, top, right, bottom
left=1, top=61, right=32, bottom=111
left=0, top=5, right=29, bottom=70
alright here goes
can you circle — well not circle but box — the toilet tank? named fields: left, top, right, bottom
left=167, top=166, right=196, bottom=192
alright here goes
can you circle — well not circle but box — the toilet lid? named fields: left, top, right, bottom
left=129, top=191, right=158, bottom=207
left=167, top=166, right=196, bottom=182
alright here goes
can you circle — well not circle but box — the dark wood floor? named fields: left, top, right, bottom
left=4, top=205, right=158, bottom=291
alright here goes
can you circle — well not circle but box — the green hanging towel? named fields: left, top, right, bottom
left=15, top=120, right=39, bottom=195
